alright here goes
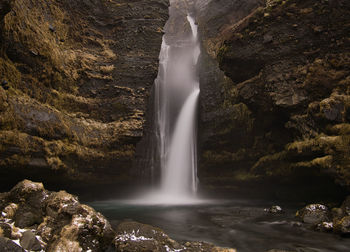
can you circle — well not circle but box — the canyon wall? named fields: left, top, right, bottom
left=0, top=0, right=168, bottom=194
left=198, top=0, right=350, bottom=199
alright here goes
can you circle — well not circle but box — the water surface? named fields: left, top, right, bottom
left=90, top=199, right=350, bottom=252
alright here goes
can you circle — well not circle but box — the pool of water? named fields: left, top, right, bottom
left=89, top=199, right=350, bottom=252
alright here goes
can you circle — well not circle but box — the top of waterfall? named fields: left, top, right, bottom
left=187, top=15, right=198, bottom=39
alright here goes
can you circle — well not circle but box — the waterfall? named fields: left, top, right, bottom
left=142, top=14, right=201, bottom=204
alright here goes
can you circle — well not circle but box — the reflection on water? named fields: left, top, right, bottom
left=89, top=199, right=350, bottom=252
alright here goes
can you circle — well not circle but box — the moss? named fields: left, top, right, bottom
left=0, top=57, right=21, bottom=89
left=293, top=155, right=333, bottom=169
left=329, top=124, right=350, bottom=135
left=217, top=44, right=228, bottom=64
left=252, top=151, right=288, bottom=173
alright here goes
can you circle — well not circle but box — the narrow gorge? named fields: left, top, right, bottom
left=0, top=0, right=350, bottom=251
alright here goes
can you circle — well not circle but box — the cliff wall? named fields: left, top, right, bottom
left=0, top=0, right=168, bottom=193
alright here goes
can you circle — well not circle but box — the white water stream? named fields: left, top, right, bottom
left=141, top=14, right=202, bottom=204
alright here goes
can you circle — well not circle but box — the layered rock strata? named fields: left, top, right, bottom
left=0, top=0, right=168, bottom=193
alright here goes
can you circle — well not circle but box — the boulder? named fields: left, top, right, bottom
left=114, top=221, right=183, bottom=252
left=296, top=204, right=329, bottom=224
left=0, top=237, right=24, bottom=252
left=9, top=180, right=45, bottom=199
left=265, top=206, right=283, bottom=214
left=49, top=204, right=115, bottom=252
left=20, top=231, right=42, bottom=251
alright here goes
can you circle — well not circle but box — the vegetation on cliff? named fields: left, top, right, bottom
left=0, top=0, right=168, bottom=192
left=199, top=0, right=350, bottom=198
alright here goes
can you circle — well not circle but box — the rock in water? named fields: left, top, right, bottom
left=20, top=231, right=42, bottom=251
left=0, top=237, right=24, bottom=252
left=316, top=222, right=334, bottom=232
left=296, top=204, right=329, bottom=224
left=265, top=205, right=283, bottom=214
left=114, top=221, right=184, bottom=252
left=114, top=221, right=236, bottom=252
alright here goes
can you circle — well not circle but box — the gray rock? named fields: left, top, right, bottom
left=296, top=204, right=329, bottom=224
left=0, top=237, right=24, bottom=252
left=14, top=210, right=42, bottom=228
left=20, top=231, right=42, bottom=251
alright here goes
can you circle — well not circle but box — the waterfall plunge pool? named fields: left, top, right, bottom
left=89, top=199, right=350, bottom=251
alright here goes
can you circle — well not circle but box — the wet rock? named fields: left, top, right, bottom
left=114, top=221, right=235, bottom=252
left=1, top=180, right=116, bottom=251
left=296, top=204, right=329, bottom=224
left=0, top=223, right=12, bottom=238
left=9, top=180, right=46, bottom=203
left=14, top=210, right=42, bottom=228
left=49, top=204, right=115, bottom=252
left=20, top=231, right=42, bottom=251
left=265, top=206, right=283, bottom=214
left=45, top=191, right=81, bottom=218
left=2, top=203, right=18, bottom=219
left=290, top=221, right=302, bottom=228
left=114, top=221, right=183, bottom=252
left=0, top=180, right=239, bottom=251
left=334, top=216, right=350, bottom=235
left=316, top=221, right=333, bottom=232
left=0, top=237, right=24, bottom=252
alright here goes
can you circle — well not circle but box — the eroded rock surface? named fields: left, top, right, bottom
left=198, top=0, right=350, bottom=198
left=0, top=0, right=168, bottom=194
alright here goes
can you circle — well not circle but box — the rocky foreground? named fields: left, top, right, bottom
left=0, top=180, right=235, bottom=252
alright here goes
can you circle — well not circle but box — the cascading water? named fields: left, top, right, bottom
left=142, top=13, right=201, bottom=204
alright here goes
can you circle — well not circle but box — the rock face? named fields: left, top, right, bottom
left=198, top=0, right=350, bottom=198
left=0, top=180, right=235, bottom=252
left=0, top=0, right=169, bottom=193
